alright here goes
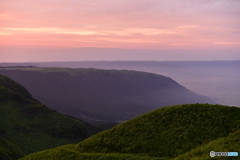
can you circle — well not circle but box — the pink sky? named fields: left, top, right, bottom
left=1, top=0, right=240, bottom=62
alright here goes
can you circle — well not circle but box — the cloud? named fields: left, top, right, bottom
left=0, top=0, right=239, bottom=50
left=176, top=25, right=199, bottom=29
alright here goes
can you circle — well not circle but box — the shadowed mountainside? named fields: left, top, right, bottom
left=0, top=74, right=100, bottom=157
left=0, top=68, right=216, bottom=123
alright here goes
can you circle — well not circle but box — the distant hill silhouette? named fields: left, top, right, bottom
left=0, top=68, right=216, bottom=123
left=2, top=60, right=239, bottom=106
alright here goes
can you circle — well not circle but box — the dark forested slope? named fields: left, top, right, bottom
left=0, top=74, right=98, bottom=156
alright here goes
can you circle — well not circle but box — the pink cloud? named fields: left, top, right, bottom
left=0, top=0, right=239, bottom=52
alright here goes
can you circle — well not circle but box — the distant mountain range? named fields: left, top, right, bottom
left=2, top=60, right=239, bottom=106
left=0, top=68, right=215, bottom=123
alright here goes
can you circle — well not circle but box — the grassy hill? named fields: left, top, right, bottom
left=19, top=145, right=166, bottom=160
left=0, top=137, right=24, bottom=160
left=20, top=104, right=240, bottom=160
left=173, top=129, right=240, bottom=160
left=0, top=68, right=215, bottom=123
left=0, top=74, right=99, bottom=156
left=75, top=104, right=240, bottom=157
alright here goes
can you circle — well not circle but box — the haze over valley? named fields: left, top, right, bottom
left=1, top=60, right=239, bottom=107
left=0, top=67, right=216, bottom=123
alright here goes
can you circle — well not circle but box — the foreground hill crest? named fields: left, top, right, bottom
left=76, top=104, right=240, bottom=157
left=20, top=104, right=240, bottom=160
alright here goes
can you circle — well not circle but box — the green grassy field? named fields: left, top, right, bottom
left=173, top=129, right=240, bottom=160
left=20, top=145, right=168, bottom=160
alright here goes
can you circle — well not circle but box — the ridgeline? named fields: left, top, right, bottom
left=0, top=68, right=216, bottom=123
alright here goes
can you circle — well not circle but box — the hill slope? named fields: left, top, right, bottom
left=0, top=74, right=98, bottom=155
left=0, top=137, right=24, bottom=160
left=19, top=145, right=165, bottom=160
left=0, top=68, right=215, bottom=122
left=173, top=129, right=240, bottom=160
left=20, top=104, right=240, bottom=160
left=76, top=104, right=240, bottom=157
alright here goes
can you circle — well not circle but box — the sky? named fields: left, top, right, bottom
left=0, top=0, right=240, bottom=62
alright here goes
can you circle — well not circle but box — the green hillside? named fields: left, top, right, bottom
left=20, top=104, right=240, bottom=160
left=76, top=104, right=240, bottom=158
left=0, top=68, right=216, bottom=123
left=19, top=145, right=166, bottom=160
left=173, top=129, right=240, bottom=160
left=0, top=74, right=98, bottom=156
left=0, top=136, right=24, bottom=160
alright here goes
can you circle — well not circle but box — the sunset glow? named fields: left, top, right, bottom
left=1, top=0, right=240, bottom=61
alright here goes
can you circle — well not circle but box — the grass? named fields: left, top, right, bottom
left=173, top=129, right=240, bottom=160
left=19, top=145, right=168, bottom=160
left=0, top=99, right=92, bottom=155
left=76, top=104, right=240, bottom=158
left=20, top=104, right=240, bottom=160
left=0, top=136, right=24, bottom=160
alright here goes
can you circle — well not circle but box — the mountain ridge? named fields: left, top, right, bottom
left=0, top=68, right=216, bottom=123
